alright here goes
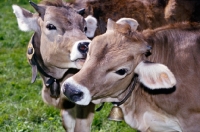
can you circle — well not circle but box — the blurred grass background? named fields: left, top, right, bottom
left=0, top=0, right=136, bottom=131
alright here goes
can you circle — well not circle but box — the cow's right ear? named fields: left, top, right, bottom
left=12, top=5, right=39, bottom=32
left=134, top=61, right=176, bottom=90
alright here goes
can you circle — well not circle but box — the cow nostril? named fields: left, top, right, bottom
left=78, top=42, right=89, bottom=54
left=70, top=91, right=83, bottom=102
left=63, top=84, right=84, bottom=102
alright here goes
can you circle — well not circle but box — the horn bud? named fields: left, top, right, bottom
left=77, top=8, right=85, bottom=15
left=108, top=105, right=124, bottom=121
left=29, top=0, right=45, bottom=19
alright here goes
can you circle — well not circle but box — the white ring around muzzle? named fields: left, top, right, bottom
left=61, top=77, right=91, bottom=105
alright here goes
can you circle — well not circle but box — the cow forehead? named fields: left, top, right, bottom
left=44, top=6, right=83, bottom=27
left=89, top=31, right=146, bottom=61
left=90, top=32, right=126, bottom=54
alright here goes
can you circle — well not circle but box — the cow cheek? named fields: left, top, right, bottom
left=55, top=35, right=63, bottom=45
left=111, top=73, right=134, bottom=97
left=54, top=36, right=68, bottom=54
left=95, top=77, right=122, bottom=98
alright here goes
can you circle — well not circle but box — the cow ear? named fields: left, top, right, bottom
left=85, top=15, right=97, bottom=38
left=116, top=18, right=139, bottom=31
left=107, top=18, right=132, bottom=35
left=12, top=5, right=39, bottom=32
left=106, top=18, right=117, bottom=31
left=134, top=61, right=176, bottom=89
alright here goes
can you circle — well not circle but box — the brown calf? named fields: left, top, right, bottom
left=12, top=0, right=97, bottom=131
left=62, top=19, right=200, bottom=131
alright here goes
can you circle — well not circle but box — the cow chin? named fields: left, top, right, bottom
left=74, top=58, right=85, bottom=69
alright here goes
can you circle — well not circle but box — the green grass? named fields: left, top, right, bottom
left=0, top=0, right=136, bottom=131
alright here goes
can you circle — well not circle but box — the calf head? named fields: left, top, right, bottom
left=61, top=18, right=176, bottom=105
left=12, top=0, right=97, bottom=79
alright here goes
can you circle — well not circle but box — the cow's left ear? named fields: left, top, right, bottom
left=116, top=18, right=139, bottom=31
left=84, top=15, right=97, bottom=38
left=134, top=61, right=176, bottom=89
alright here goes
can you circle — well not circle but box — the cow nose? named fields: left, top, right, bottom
left=78, top=42, right=89, bottom=54
left=63, top=84, right=83, bottom=102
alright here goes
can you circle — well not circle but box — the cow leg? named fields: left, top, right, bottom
left=61, top=108, right=76, bottom=132
left=61, top=103, right=95, bottom=132
left=74, top=103, right=95, bottom=132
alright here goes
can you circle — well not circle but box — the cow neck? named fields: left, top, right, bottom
left=112, top=74, right=138, bottom=106
left=96, top=75, right=139, bottom=112
left=27, top=33, right=60, bottom=98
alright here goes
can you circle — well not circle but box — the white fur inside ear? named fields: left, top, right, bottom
left=12, top=5, right=39, bottom=32
left=116, top=18, right=139, bottom=31
left=134, top=61, right=176, bottom=89
left=85, top=15, right=97, bottom=38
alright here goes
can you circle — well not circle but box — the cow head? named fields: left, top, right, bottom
left=12, top=0, right=97, bottom=79
left=61, top=18, right=176, bottom=105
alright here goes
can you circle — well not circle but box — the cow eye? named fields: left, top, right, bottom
left=46, top=24, right=56, bottom=30
left=84, top=26, right=87, bottom=32
left=115, top=69, right=128, bottom=76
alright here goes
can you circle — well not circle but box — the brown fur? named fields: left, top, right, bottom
left=85, top=0, right=168, bottom=34
left=78, top=0, right=200, bottom=36
left=141, top=22, right=200, bottom=131
left=40, top=0, right=66, bottom=7
left=165, top=0, right=200, bottom=23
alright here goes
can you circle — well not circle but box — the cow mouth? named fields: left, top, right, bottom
left=74, top=58, right=86, bottom=68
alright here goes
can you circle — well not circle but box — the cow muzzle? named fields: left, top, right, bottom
left=63, top=83, right=84, bottom=102
left=61, top=77, right=91, bottom=105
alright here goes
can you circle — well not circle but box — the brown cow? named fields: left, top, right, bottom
left=82, top=0, right=200, bottom=35
left=61, top=18, right=200, bottom=131
left=84, top=0, right=168, bottom=34
left=12, top=0, right=98, bottom=131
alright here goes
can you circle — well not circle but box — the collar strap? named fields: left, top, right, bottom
left=27, top=33, right=60, bottom=98
left=27, top=34, right=37, bottom=83
left=96, top=75, right=138, bottom=112
left=112, top=74, right=138, bottom=106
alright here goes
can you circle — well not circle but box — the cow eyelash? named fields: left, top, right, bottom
left=115, top=68, right=128, bottom=76
left=46, top=24, right=57, bottom=30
